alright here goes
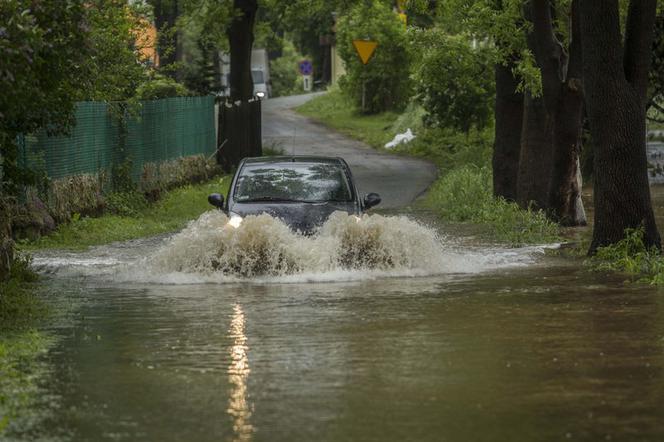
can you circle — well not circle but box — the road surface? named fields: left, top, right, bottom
left=261, top=93, right=438, bottom=209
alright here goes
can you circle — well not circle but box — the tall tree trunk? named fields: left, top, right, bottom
left=492, top=58, right=523, bottom=202
left=219, top=0, right=260, bottom=171
left=547, top=0, right=586, bottom=226
left=517, top=93, right=554, bottom=210
left=228, top=0, right=257, bottom=102
left=581, top=0, right=660, bottom=254
left=519, top=0, right=586, bottom=225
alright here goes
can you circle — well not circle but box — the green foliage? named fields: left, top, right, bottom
left=0, top=0, right=90, bottom=192
left=135, top=74, right=192, bottom=100
left=270, top=41, right=305, bottom=97
left=336, top=0, right=412, bottom=113
left=410, top=29, right=495, bottom=133
left=425, top=166, right=560, bottom=246
left=589, top=228, right=664, bottom=285
left=78, top=0, right=149, bottom=102
left=28, top=176, right=230, bottom=250
left=399, top=126, right=494, bottom=172
left=106, top=192, right=148, bottom=217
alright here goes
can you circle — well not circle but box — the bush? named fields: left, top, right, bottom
left=270, top=41, right=305, bottom=97
left=589, top=228, right=664, bottom=285
left=425, top=166, right=559, bottom=246
left=135, top=75, right=192, bottom=101
left=411, top=29, right=495, bottom=133
left=105, top=191, right=148, bottom=217
left=336, top=0, right=411, bottom=113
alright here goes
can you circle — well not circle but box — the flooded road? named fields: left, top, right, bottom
left=26, top=233, right=664, bottom=442
left=18, top=205, right=664, bottom=442
left=10, top=97, right=664, bottom=441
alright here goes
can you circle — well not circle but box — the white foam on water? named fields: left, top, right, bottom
left=33, top=211, right=555, bottom=284
left=121, top=211, right=551, bottom=284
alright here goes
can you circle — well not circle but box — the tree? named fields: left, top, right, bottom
left=0, top=0, right=90, bottom=194
left=411, top=30, right=495, bottom=134
left=517, top=0, right=586, bottom=226
left=0, top=0, right=90, bottom=280
left=581, top=0, right=660, bottom=253
left=227, top=0, right=258, bottom=101
left=336, top=0, right=411, bottom=113
left=79, top=0, right=150, bottom=102
left=492, top=54, right=523, bottom=202
left=148, top=0, right=184, bottom=78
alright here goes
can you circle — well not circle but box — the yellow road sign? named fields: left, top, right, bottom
left=352, top=40, right=378, bottom=65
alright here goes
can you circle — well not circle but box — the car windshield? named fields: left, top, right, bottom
left=234, top=162, right=353, bottom=203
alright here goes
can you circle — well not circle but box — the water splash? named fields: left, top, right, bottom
left=33, top=211, right=555, bottom=284
left=147, top=211, right=451, bottom=277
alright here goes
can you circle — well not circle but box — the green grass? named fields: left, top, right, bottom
left=25, top=176, right=230, bottom=250
left=424, top=166, right=560, bottom=246
left=296, top=87, right=400, bottom=149
left=588, top=228, right=664, bottom=285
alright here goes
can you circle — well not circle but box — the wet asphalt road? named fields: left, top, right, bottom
left=261, top=93, right=438, bottom=209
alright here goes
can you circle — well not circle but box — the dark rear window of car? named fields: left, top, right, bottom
left=234, top=162, right=353, bottom=203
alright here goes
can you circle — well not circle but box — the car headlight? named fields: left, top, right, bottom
left=228, top=212, right=243, bottom=228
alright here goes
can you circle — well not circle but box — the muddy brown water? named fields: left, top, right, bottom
left=12, top=188, right=664, bottom=442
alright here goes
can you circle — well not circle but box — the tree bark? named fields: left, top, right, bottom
left=518, top=0, right=586, bottom=225
left=228, top=0, right=257, bottom=101
left=492, top=58, right=523, bottom=202
left=546, top=0, right=586, bottom=226
left=517, top=93, right=554, bottom=210
left=581, top=0, right=660, bottom=254
left=219, top=0, right=261, bottom=170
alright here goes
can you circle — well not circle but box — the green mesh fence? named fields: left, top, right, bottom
left=18, top=96, right=216, bottom=183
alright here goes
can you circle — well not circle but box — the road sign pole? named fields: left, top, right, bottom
left=352, top=40, right=377, bottom=113
left=362, top=80, right=366, bottom=113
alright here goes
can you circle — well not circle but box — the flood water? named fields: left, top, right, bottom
left=15, top=200, right=664, bottom=441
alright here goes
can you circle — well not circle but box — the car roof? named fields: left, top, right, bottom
left=242, top=155, right=345, bottom=166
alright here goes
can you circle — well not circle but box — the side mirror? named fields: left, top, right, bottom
left=208, top=193, right=225, bottom=209
left=364, top=193, right=381, bottom=209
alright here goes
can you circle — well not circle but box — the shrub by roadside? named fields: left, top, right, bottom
left=424, top=166, right=559, bottom=246
left=13, top=155, right=221, bottom=241
left=588, top=228, right=664, bottom=285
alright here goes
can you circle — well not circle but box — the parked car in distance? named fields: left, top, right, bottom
left=208, top=156, right=381, bottom=234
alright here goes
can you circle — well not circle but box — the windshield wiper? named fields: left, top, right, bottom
left=238, top=196, right=305, bottom=203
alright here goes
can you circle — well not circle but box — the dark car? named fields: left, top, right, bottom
left=208, top=156, right=381, bottom=233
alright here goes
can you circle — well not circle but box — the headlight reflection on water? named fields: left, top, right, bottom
left=227, top=304, right=253, bottom=441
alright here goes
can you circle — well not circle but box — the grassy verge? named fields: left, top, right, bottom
left=25, top=176, right=229, bottom=250
left=297, top=87, right=399, bottom=149
left=424, top=166, right=559, bottom=245
left=296, top=89, right=559, bottom=245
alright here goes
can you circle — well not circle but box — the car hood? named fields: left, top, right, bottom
left=230, top=201, right=358, bottom=234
